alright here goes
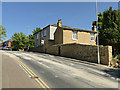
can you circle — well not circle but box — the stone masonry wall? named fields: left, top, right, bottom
left=46, top=45, right=59, bottom=55
left=30, top=43, right=112, bottom=65
left=60, top=43, right=112, bottom=65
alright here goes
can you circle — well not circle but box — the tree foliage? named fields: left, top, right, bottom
left=32, top=27, right=42, bottom=35
left=92, top=7, right=120, bottom=55
left=28, top=27, right=42, bottom=48
left=28, top=34, right=34, bottom=48
left=0, top=25, right=7, bottom=41
left=12, top=32, right=29, bottom=50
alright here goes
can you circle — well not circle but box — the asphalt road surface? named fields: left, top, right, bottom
left=1, top=50, right=120, bottom=89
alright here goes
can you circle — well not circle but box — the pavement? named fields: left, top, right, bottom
left=2, top=51, right=39, bottom=88
left=1, top=50, right=120, bottom=89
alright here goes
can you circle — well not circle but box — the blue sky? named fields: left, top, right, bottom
left=2, top=2, right=118, bottom=41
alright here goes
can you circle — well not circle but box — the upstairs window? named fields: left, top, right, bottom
left=41, top=32, right=43, bottom=37
left=37, top=33, right=39, bottom=39
left=73, top=31, right=77, bottom=40
left=44, top=30, right=46, bottom=36
left=91, top=33, right=95, bottom=41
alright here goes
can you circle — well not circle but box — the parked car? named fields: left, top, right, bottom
left=0, top=47, right=3, bottom=50
left=3, top=46, right=11, bottom=50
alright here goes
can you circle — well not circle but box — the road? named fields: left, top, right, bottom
left=1, top=50, right=120, bottom=89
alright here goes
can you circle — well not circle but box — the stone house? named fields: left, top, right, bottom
left=34, top=19, right=97, bottom=47
left=54, top=19, right=97, bottom=45
left=34, top=24, right=57, bottom=47
left=31, top=20, right=112, bottom=65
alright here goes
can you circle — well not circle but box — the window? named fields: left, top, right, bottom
left=36, top=33, right=39, bottom=39
left=73, top=31, right=77, bottom=40
left=41, top=32, right=43, bottom=37
left=44, top=30, right=46, bottom=36
left=91, top=33, right=95, bottom=41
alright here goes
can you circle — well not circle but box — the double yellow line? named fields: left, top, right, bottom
left=16, top=59, right=51, bottom=90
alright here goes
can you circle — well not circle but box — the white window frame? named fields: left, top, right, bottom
left=90, top=33, right=95, bottom=41
left=72, top=31, right=77, bottom=40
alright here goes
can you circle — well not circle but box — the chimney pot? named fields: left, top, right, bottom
left=57, top=19, right=62, bottom=27
left=92, top=25, right=96, bottom=31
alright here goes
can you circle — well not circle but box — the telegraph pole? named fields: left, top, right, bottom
left=96, top=0, right=100, bottom=64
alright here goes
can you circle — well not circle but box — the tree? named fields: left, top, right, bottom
left=32, top=27, right=42, bottom=35
left=12, top=32, right=29, bottom=50
left=0, top=25, right=7, bottom=41
left=92, top=7, right=120, bottom=55
left=28, top=34, right=34, bottom=48
left=28, top=27, right=42, bottom=48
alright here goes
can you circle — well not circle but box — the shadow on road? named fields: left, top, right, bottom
left=102, top=68, right=120, bottom=79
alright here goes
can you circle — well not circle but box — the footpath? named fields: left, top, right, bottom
left=2, top=53, right=39, bottom=88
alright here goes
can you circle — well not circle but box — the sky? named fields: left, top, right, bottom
left=2, top=2, right=118, bottom=41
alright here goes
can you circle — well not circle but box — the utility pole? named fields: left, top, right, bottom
left=96, top=0, right=100, bottom=64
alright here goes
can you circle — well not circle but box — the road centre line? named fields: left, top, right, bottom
left=16, top=59, right=50, bottom=89
left=5, top=52, right=51, bottom=89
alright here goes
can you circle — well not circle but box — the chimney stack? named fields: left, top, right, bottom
left=57, top=19, right=62, bottom=27
left=92, top=25, right=96, bottom=31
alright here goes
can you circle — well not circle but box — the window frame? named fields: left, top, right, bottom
left=44, top=30, right=46, bottom=37
left=72, top=31, right=77, bottom=40
left=36, top=33, right=39, bottom=39
left=90, top=33, right=95, bottom=41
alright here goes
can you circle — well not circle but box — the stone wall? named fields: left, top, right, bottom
left=46, top=45, right=59, bottom=55
left=30, top=43, right=112, bottom=65
left=29, top=46, right=45, bottom=53
left=60, top=43, right=112, bottom=65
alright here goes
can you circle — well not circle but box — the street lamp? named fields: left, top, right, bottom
left=96, top=0, right=100, bottom=64
left=27, top=26, right=30, bottom=51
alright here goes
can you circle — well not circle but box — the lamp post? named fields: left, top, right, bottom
left=27, top=26, right=30, bottom=51
left=96, top=0, right=100, bottom=64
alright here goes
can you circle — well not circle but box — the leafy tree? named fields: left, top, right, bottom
left=28, top=27, right=42, bottom=48
left=92, top=7, right=120, bottom=55
left=32, top=27, right=42, bottom=35
left=28, top=34, right=34, bottom=48
left=12, top=32, right=29, bottom=50
left=0, top=25, right=7, bottom=41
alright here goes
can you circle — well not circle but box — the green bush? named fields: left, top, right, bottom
left=117, top=54, right=120, bottom=60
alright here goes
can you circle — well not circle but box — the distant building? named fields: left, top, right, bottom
left=2, top=39, right=13, bottom=47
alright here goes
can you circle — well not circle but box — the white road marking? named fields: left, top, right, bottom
left=38, top=62, right=50, bottom=69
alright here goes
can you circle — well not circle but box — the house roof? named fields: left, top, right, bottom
left=33, top=24, right=57, bottom=35
left=34, top=23, right=97, bottom=35
left=3, top=39, right=12, bottom=43
left=50, top=24, right=97, bottom=33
